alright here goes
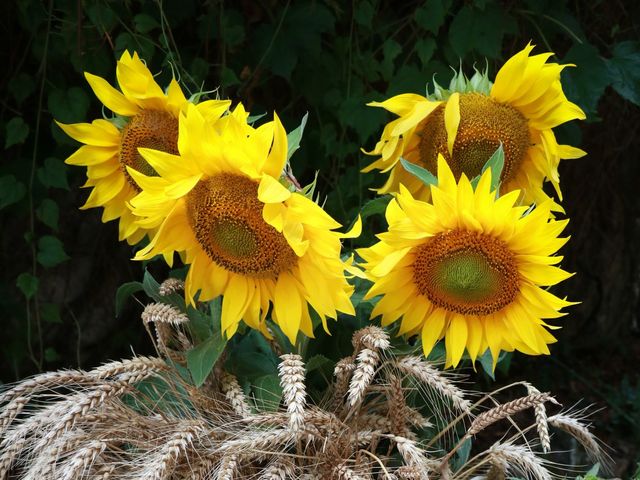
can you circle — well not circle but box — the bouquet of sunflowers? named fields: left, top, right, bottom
left=0, top=45, right=609, bottom=479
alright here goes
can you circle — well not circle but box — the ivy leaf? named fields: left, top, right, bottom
left=115, top=281, right=144, bottom=316
left=563, top=42, right=611, bottom=118
left=415, top=38, right=436, bottom=67
left=134, top=13, right=160, bottom=34
left=186, top=332, right=227, bottom=387
left=41, top=303, right=62, bottom=324
left=449, top=4, right=516, bottom=58
left=37, top=158, right=69, bottom=190
left=36, top=198, right=59, bottom=230
left=8, top=73, right=35, bottom=105
left=481, top=143, right=504, bottom=193
left=16, top=272, right=39, bottom=300
left=47, top=88, right=90, bottom=124
left=0, top=175, right=26, bottom=210
left=287, top=112, right=308, bottom=160
left=36, top=235, right=70, bottom=268
left=414, top=0, right=451, bottom=34
left=607, top=41, right=640, bottom=106
left=5, top=117, right=29, bottom=149
left=400, top=158, right=438, bottom=187
left=354, top=0, right=374, bottom=28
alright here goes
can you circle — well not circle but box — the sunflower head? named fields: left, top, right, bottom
left=56, top=50, right=230, bottom=244
left=130, top=104, right=359, bottom=344
left=363, top=44, right=586, bottom=208
left=359, top=155, right=574, bottom=369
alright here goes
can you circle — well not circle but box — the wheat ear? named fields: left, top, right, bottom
left=469, top=392, right=554, bottom=435
left=396, top=356, right=471, bottom=413
left=347, top=349, right=379, bottom=407
left=488, top=442, right=551, bottom=480
left=278, top=354, right=307, bottom=432
left=220, top=372, right=252, bottom=418
left=526, top=383, right=551, bottom=453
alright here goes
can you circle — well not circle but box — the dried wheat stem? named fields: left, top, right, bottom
left=142, top=302, right=189, bottom=325
left=396, top=356, right=471, bottom=413
left=189, top=457, right=216, bottom=480
left=548, top=414, right=603, bottom=462
left=526, top=384, right=550, bottom=453
left=42, top=381, right=131, bottom=444
left=387, top=435, right=430, bottom=470
left=145, top=423, right=200, bottom=480
left=332, top=357, right=355, bottom=412
left=388, top=374, right=409, bottom=437
left=278, top=354, right=307, bottom=432
left=259, top=458, right=295, bottom=479
left=488, top=442, right=551, bottom=480
left=159, top=278, right=185, bottom=296
left=89, top=356, right=169, bottom=382
left=217, top=453, right=238, bottom=480
left=59, top=439, right=106, bottom=480
left=0, top=396, right=29, bottom=434
left=347, top=349, right=379, bottom=408
left=352, top=326, right=391, bottom=351
left=469, top=392, right=554, bottom=435
left=0, top=369, right=90, bottom=405
left=220, top=372, right=252, bottom=418
left=334, top=462, right=367, bottom=480
left=395, top=465, right=427, bottom=480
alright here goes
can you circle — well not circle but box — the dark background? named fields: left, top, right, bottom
left=1, top=0, right=639, bottom=475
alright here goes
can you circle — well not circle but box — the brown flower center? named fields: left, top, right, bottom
left=418, top=93, right=530, bottom=185
left=412, top=230, right=519, bottom=315
left=119, top=110, right=179, bottom=190
left=186, top=173, right=298, bottom=278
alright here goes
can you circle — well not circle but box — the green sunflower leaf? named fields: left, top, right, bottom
left=287, top=112, right=308, bottom=160
left=400, top=157, right=438, bottom=187
left=252, top=374, right=283, bottom=412
left=186, top=332, right=227, bottom=387
left=481, top=143, right=504, bottom=193
left=115, top=281, right=144, bottom=316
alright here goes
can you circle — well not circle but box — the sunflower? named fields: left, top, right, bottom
left=130, top=103, right=359, bottom=343
left=56, top=51, right=230, bottom=244
left=358, top=155, right=574, bottom=368
left=363, top=44, right=586, bottom=207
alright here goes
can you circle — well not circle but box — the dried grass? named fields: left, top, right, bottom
left=0, top=297, right=606, bottom=480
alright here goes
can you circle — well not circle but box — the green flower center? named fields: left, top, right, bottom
left=413, top=230, right=519, bottom=315
left=418, top=93, right=530, bottom=185
left=186, top=173, right=297, bottom=278
left=119, top=110, right=179, bottom=190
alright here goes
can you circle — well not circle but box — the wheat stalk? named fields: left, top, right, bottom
left=217, top=453, right=238, bottom=480
left=142, top=302, right=189, bottom=325
left=58, top=439, right=106, bottom=480
left=548, top=414, right=604, bottom=464
left=488, top=442, right=551, bottom=480
left=347, top=349, right=379, bottom=408
left=352, top=326, right=391, bottom=351
left=396, top=356, right=471, bottom=413
left=220, top=372, right=252, bottom=418
left=143, top=423, right=201, bottom=480
left=159, top=278, right=185, bottom=296
left=259, top=458, right=295, bottom=479
left=278, top=354, right=307, bottom=432
left=526, top=384, right=551, bottom=453
left=468, top=392, right=554, bottom=435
